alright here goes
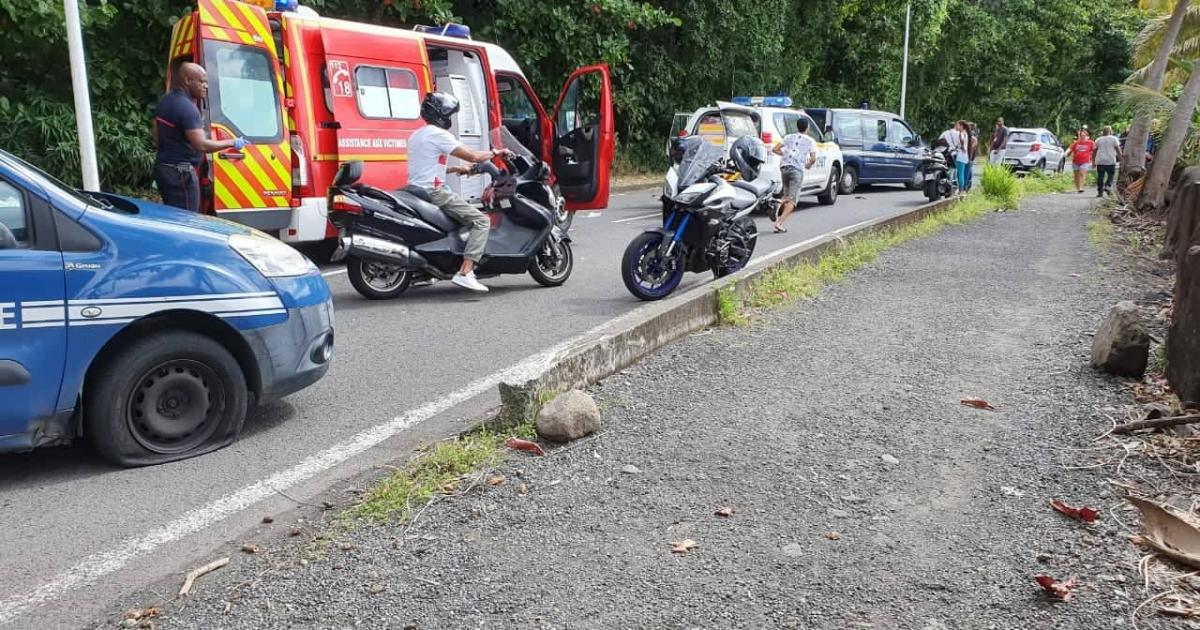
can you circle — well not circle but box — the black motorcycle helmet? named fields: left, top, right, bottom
left=420, top=92, right=460, bottom=129
left=730, top=135, right=767, bottom=181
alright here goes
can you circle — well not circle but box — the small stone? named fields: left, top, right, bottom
left=535, top=390, right=601, bottom=443
left=289, top=527, right=302, bottom=537
left=298, top=559, right=308, bottom=567
left=781, top=543, right=805, bottom=557
left=261, top=515, right=274, bottom=524
left=827, top=531, right=842, bottom=540
left=1091, top=301, right=1150, bottom=377
left=620, top=464, right=641, bottom=475
left=333, top=562, right=345, bottom=570
left=368, top=584, right=385, bottom=595
left=881, top=454, right=900, bottom=465
left=1098, top=574, right=1127, bottom=583
left=338, top=542, right=355, bottom=551
left=405, top=624, right=418, bottom=630
left=240, top=543, right=259, bottom=554
left=1036, top=552, right=1053, bottom=563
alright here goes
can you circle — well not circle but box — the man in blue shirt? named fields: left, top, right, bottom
left=152, top=62, right=245, bottom=212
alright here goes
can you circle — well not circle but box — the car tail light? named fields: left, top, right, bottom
left=291, top=134, right=311, bottom=195
left=677, top=130, right=688, bottom=137
left=761, top=132, right=773, bottom=144
left=1030, top=143, right=1042, bottom=153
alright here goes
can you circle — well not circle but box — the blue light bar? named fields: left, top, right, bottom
left=731, top=96, right=793, bottom=108
left=275, top=0, right=298, bottom=10
left=414, top=23, right=473, bottom=39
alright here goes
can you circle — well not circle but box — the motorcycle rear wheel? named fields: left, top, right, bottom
left=529, top=239, right=574, bottom=287
left=622, top=231, right=684, bottom=301
left=347, top=256, right=412, bottom=300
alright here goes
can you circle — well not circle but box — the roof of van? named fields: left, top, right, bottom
left=806, top=107, right=904, bottom=118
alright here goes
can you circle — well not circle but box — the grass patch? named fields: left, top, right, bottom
left=726, top=177, right=1073, bottom=321
left=981, top=164, right=1019, bottom=209
left=716, top=286, right=748, bottom=326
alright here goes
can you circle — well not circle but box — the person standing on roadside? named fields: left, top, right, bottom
left=151, top=62, right=246, bottom=212
left=989, top=118, right=1009, bottom=166
left=937, top=121, right=967, bottom=190
left=1064, top=128, right=1095, bottom=194
left=1093, top=126, right=1121, bottom=197
left=771, top=117, right=818, bottom=233
left=965, top=122, right=980, bottom=191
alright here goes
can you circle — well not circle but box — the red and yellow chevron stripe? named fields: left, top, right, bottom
left=198, top=0, right=277, bottom=55
left=211, top=142, right=292, bottom=210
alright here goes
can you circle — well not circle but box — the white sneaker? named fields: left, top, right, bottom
left=452, top=272, right=489, bottom=293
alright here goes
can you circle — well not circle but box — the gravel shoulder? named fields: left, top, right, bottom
left=103, top=194, right=1169, bottom=630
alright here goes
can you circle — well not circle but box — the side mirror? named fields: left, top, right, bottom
left=0, top=223, right=18, bottom=250
left=909, top=137, right=923, bottom=147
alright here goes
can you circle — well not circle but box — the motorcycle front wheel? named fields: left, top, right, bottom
left=622, top=231, right=685, bottom=301
left=923, top=178, right=940, bottom=203
left=347, top=256, right=412, bottom=300
left=529, top=238, right=574, bottom=287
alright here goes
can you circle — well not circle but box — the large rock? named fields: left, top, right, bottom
left=1092, top=301, right=1150, bottom=378
left=1168, top=246, right=1200, bottom=407
left=536, top=389, right=601, bottom=443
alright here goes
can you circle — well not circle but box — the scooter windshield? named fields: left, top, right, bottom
left=676, top=139, right=725, bottom=190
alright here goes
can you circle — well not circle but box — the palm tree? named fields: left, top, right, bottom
left=1123, top=0, right=1191, bottom=173
left=1139, top=61, right=1200, bottom=212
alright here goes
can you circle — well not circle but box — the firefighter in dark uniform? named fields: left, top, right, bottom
left=151, top=62, right=246, bottom=212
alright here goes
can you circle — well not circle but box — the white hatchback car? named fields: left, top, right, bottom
left=1000, top=127, right=1066, bottom=174
left=666, top=97, right=843, bottom=208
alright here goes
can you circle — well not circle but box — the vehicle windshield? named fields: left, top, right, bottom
left=0, top=150, right=98, bottom=211
left=676, top=138, right=725, bottom=189
left=1008, top=131, right=1037, bottom=144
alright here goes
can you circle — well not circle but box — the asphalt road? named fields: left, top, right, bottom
left=0, top=183, right=925, bottom=629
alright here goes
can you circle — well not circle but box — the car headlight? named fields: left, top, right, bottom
left=228, top=233, right=316, bottom=278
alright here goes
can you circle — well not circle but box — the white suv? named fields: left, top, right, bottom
left=1000, top=127, right=1066, bottom=174
left=666, top=97, right=843, bottom=207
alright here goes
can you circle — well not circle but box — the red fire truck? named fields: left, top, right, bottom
left=165, top=0, right=614, bottom=243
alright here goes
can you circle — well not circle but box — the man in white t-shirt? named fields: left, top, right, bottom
left=770, top=118, right=818, bottom=233
left=408, top=92, right=514, bottom=292
left=1093, top=126, right=1122, bottom=198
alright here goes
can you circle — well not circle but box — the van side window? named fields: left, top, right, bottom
left=1041, top=133, right=1056, bottom=146
left=869, top=117, right=888, bottom=143
left=320, top=63, right=335, bottom=115
left=497, top=76, right=536, bottom=121
left=0, top=181, right=29, bottom=245
left=354, top=66, right=420, bottom=120
left=833, top=114, right=862, bottom=144
left=888, top=119, right=916, bottom=145
left=802, top=115, right=824, bottom=142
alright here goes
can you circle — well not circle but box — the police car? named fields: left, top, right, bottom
left=667, top=96, right=843, bottom=211
left=0, top=150, right=334, bottom=466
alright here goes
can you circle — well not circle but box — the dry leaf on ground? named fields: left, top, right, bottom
left=670, top=539, right=699, bottom=554
left=715, top=507, right=735, bottom=517
left=1127, top=496, right=1200, bottom=571
left=505, top=437, right=545, bottom=456
left=1050, top=499, right=1099, bottom=523
left=487, top=475, right=506, bottom=486
left=1034, top=574, right=1077, bottom=601
left=240, top=544, right=259, bottom=554
left=518, top=482, right=527, bottom=495
left=961, top=397, right=996, bottom=411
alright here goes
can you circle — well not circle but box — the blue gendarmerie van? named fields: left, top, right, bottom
left=0, top=150, right=334, bottom=466
left=804, top=107, right=926, bottom=194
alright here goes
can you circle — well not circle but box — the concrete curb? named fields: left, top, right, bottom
left=497, top=194, right=963, bottom=421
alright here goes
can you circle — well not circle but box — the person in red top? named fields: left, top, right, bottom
left=1064, top=129, right=1096, bottom=194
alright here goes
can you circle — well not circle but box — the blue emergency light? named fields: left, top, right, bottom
left=731, top=96, right=793, bottom=108
left=275, top=0, right=298, bottom=10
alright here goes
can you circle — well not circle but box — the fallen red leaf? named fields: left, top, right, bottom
left=961, top=397, right=995, bottom=411
left=1034, top=574, right=1077, bottom=601
left=505, top=437, right=545, bottom=456
left=1050, top=499, right=1100, bottom=523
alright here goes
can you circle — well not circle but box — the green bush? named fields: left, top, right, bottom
left=980, top=164, right=1018, bottom=209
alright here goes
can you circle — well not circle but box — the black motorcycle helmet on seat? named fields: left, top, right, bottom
left=730, top=135, right=767, bottom=181
left=420, top=92, right=460, bottom=129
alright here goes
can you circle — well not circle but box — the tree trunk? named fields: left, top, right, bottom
left=1168, top=245, right=1200, bottom=409
left=1137, top=64, right=1200, bottom=213
left=1123, top=0, right=1190, bottom=173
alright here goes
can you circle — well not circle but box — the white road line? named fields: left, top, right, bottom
left=321, top=268, right=347, bottom=278
left=611, top=212, right=662, bottom=224
left=0, top=322, right=606, bottom=626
